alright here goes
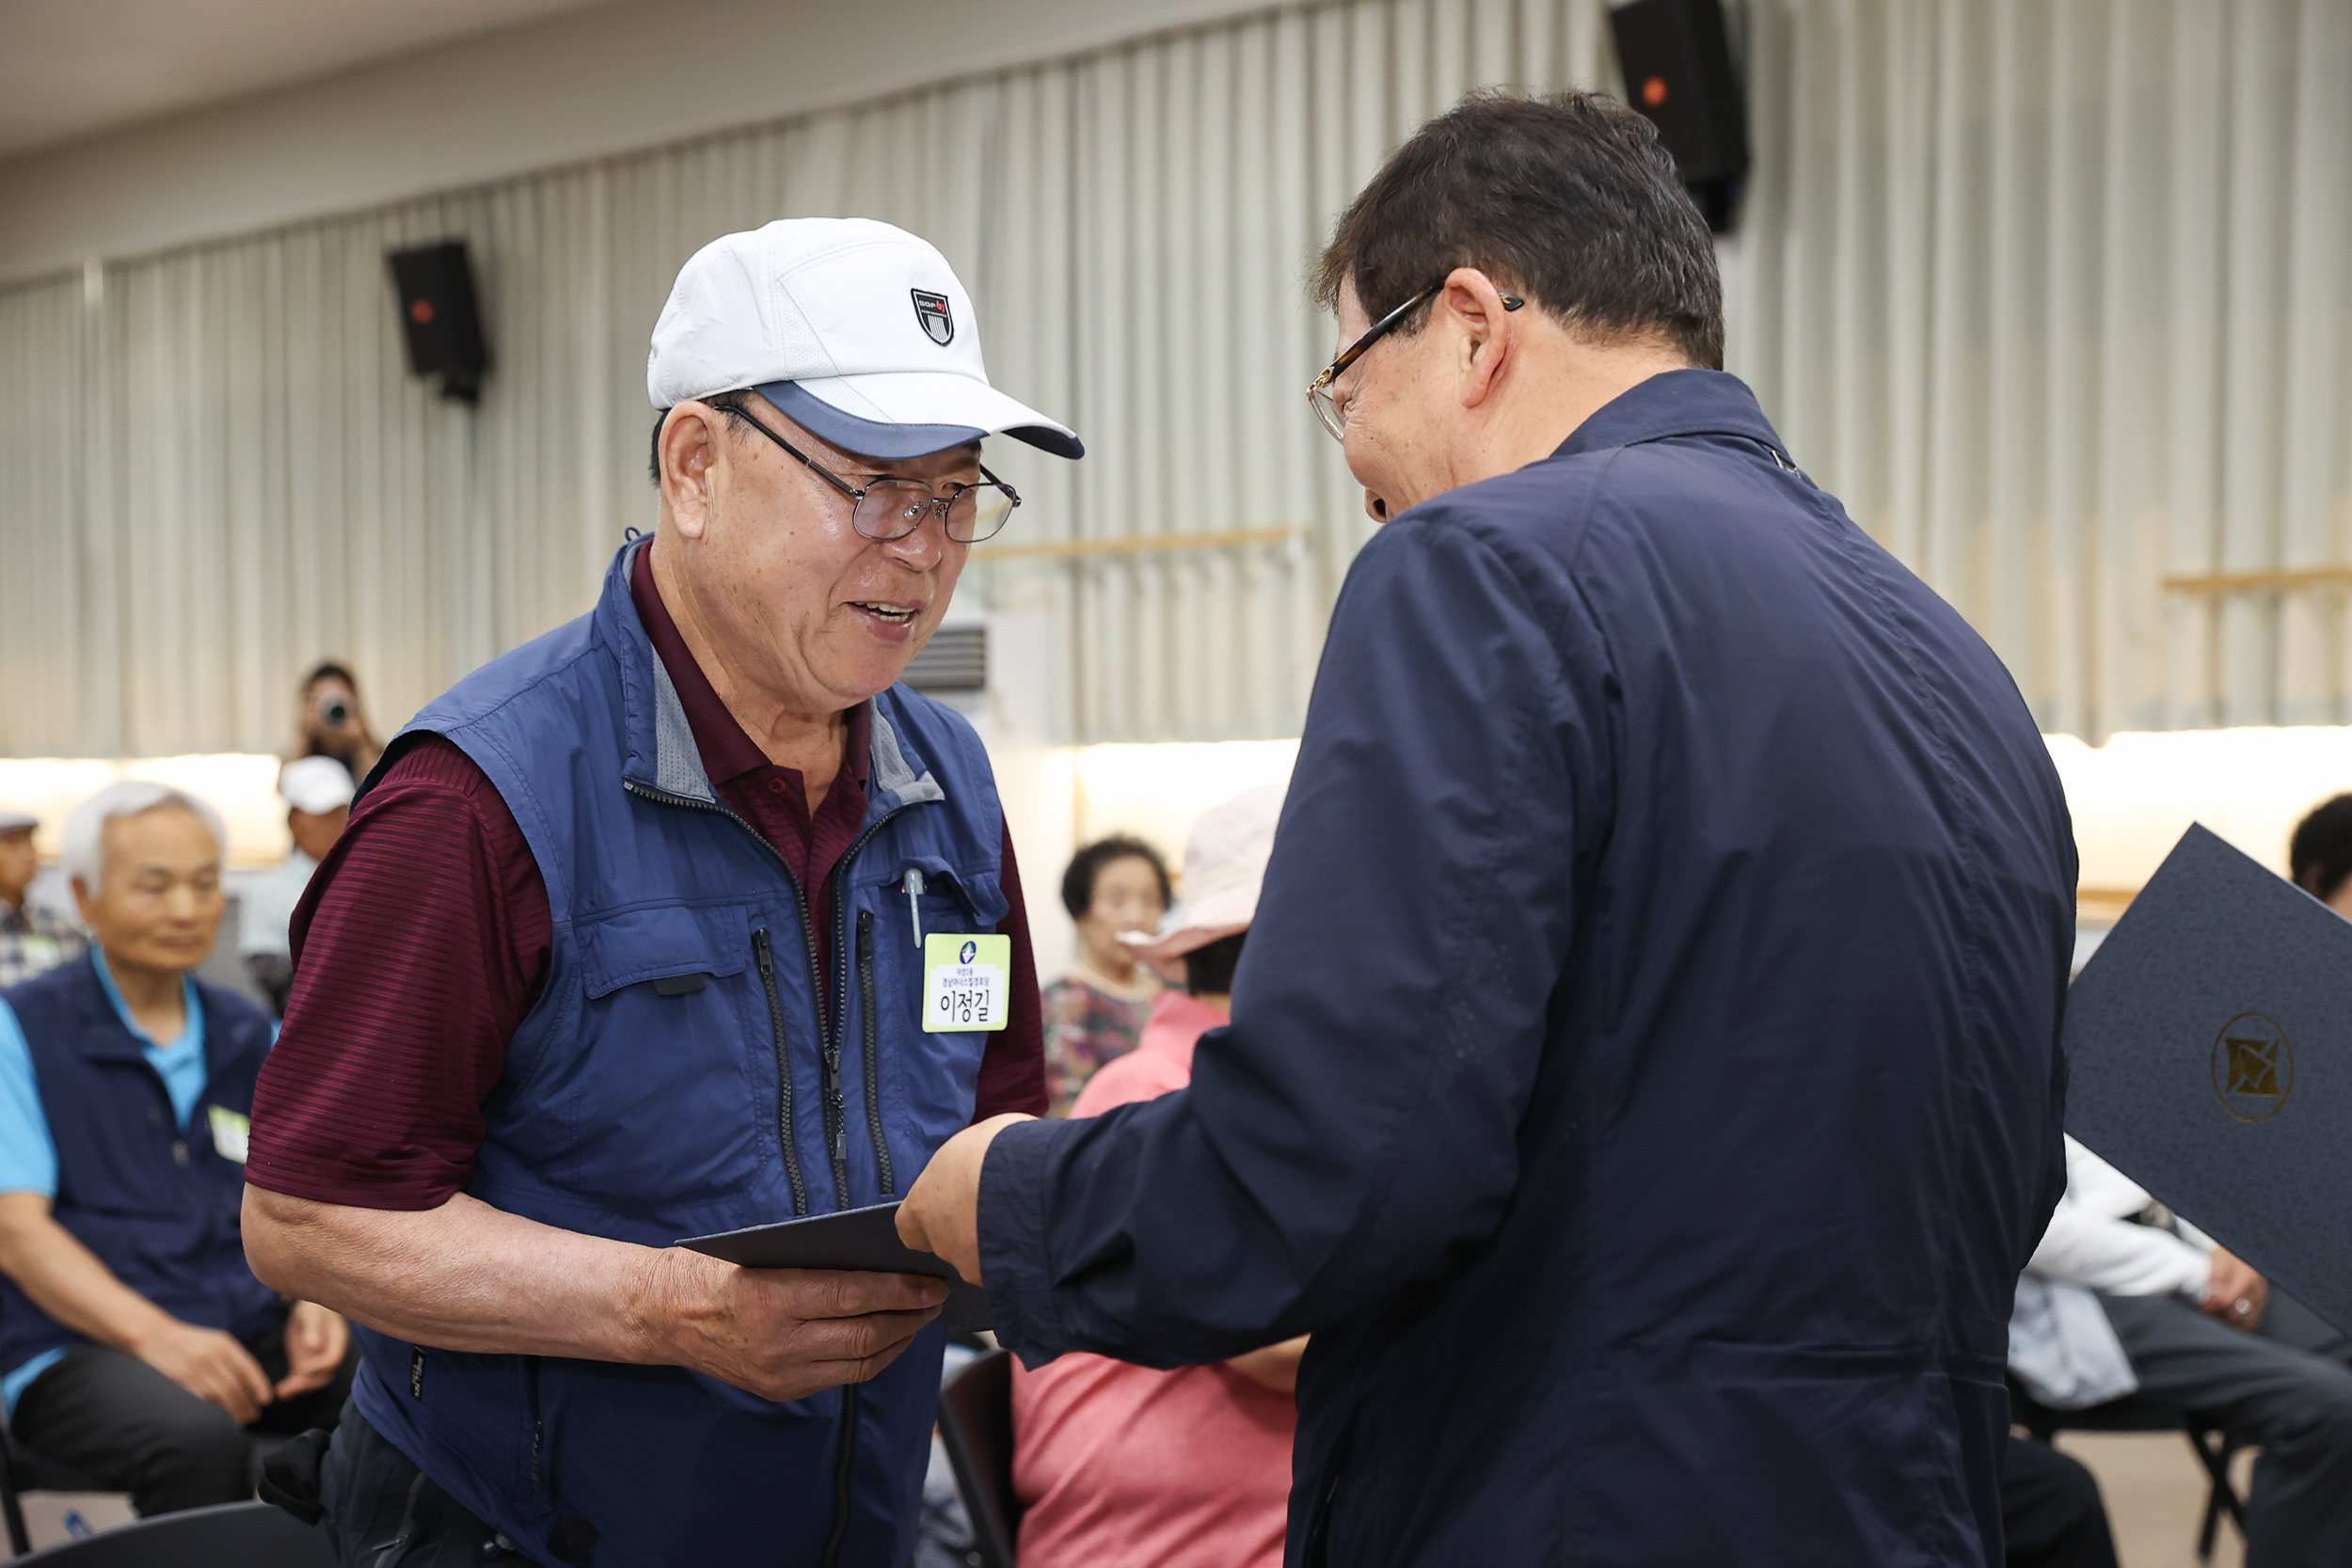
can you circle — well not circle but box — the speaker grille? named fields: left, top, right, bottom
left=904, top=626, right=987, bottom=693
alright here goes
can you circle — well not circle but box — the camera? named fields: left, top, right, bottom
left=318, top=695, right=353, bottom=729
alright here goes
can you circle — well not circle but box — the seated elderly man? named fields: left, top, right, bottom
left=0, top=782, right=351, bottom=1517
left=2011, top=1135, right=2352, bottom=1566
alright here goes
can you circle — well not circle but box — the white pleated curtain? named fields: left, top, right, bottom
left=1736, top=0, right=2352, bottom=737
left=0, top=0, right=2346, bottom=756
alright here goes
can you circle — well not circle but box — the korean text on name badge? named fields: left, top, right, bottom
left=923, top=933, right=1011, bottom=1033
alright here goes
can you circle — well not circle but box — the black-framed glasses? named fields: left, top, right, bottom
left=730, top=404, right=1022, bottom=544
left=1306, top=281, right=1524, bottom=442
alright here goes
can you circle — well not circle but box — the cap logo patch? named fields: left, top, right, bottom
left=912, top=289, right=955, bottom=346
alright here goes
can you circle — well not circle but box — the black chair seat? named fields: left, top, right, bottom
left=938, top=1348, right=1021, bottom=1568
left=7, top=1429, right=112, bottom=1557
left=8, top=1499, right=331, bottom=1566
left=2012, top=1384, right=2248, bottom=1563
left=10, top=1448, right=108, bottom=1496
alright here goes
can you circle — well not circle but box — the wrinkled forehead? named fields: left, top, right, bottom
left=102, top=803, right=220, bottom=869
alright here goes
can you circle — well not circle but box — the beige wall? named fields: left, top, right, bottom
left=0, top=0, right=1275, bottom=285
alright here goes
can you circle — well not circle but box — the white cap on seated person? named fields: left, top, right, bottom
left=1121, top=784, right=1285, bottom=983
left=278, top=756, right=357, bottom=817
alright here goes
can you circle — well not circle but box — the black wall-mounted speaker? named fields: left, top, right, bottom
left=1610, top=0, right=1750, bottom=232
left=387, top=240, right=489, bottom=404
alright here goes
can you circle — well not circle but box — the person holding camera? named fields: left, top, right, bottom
left=285, top=663, right=382, bottom=787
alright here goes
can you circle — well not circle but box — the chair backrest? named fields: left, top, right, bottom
left=2, top=1437, right=28, bottom=1560
left=938, top=1348, right=1021, bottom=1568
left=8, top=1500, right=333, bottom=1567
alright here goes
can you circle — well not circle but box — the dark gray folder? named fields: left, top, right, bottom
left=678, top=1201, right=991, bottom=1333
left=2063, top=823, right=2352, bottom=1335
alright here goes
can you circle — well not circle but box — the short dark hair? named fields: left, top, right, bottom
left=2292, top=794, right=2352, bottom=904
left=1184, top=931, right=1247, bottom=997
left=1313, top=90, right=1724, bottom=370
left=1059, top=836, right=1173, bottom=922
left=647, top=389, right=757, bottom=484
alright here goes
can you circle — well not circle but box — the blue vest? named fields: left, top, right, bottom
left=0, top=956, right=280, bottom=1377
left=347, top=539, right=1009, bottom=1568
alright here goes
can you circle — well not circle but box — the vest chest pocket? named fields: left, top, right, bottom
left=879, top=858, right=1010, bottom=953
left=556, top=904, right=780, bottom=1225
left=856, top=863, right=1009, bottom=1169
left=573, top=905, right=752, bottom=1000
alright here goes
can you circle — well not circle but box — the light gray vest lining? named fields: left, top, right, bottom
left=650, top=651, right=946, bottom=811
left=648, top=656, right=717, bottom=803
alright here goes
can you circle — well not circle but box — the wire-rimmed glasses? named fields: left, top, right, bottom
left=730, top=404, right=1022, bottom=544
left=1306, top=281, right=1525, bottom=442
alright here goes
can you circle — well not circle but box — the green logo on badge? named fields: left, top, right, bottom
left=2212, top=1012, right=2293, bottom=1122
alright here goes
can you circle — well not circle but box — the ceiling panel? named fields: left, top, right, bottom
left=0, top=0, right=618, bottom=157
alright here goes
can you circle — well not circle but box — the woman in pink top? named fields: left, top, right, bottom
left=1010, top=785, right=1305, bottom=1568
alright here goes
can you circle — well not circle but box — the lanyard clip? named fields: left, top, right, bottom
left=903, top=870, right=927, bottom=949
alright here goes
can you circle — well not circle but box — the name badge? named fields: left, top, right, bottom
left=924, top=934, right=1010, bottom=1033
left=208, top=1106, right=250, bottom=1164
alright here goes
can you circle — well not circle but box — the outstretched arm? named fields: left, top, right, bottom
left=905, top=515, right=1605, bottom=1366
left=245, top=1185, right=946, bottom=1403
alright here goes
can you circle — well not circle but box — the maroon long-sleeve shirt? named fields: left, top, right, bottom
left=246, top=545, right=1046, bottom=1209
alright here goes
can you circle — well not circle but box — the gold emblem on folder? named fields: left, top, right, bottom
left=2211, top=1013, right=2294, bottom=1122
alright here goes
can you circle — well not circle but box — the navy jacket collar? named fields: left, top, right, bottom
left=596, top=537, right=947, bottom=824
left=1553, top=368, right=1788, bottom=462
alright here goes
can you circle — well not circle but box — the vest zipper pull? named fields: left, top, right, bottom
left=904, top=870, right=926, bottom=950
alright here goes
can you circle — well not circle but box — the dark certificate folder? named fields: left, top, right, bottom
left=678, top=1202, right=991, bottom=1333
left=2064, top=823, right=2352, bottom=1335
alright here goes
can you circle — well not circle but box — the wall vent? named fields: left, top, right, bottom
left=904, top=625, right=986, bottom=693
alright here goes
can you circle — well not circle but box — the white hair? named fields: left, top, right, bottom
left=62, top=780, right=227, bottom=893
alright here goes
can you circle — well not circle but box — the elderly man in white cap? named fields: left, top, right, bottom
left=238, top=756, right=357, bottom=1016
left=0, top=808, right=84, bottom=990
left=241, top=219, right=1080, bottom=1567
left=1009, top=784, right=1309, bottom=1568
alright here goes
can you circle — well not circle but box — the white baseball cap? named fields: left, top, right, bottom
left=279, top=756, right=357, bottom=816
left=646, top=218, right=1082, bottom=461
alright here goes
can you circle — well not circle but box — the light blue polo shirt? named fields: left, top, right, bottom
left=0, top=953, right=214, bottom=1417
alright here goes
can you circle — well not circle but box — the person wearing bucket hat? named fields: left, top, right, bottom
left=1012, top=784, right=1306, bottom=1568
left=1116, top=787, right=1279, bottom=987
left=241, top=218, right=1079, bottom=1567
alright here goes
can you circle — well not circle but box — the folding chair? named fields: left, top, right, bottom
left=937, top=1349, right=1022, bottom=1568
left=8, top=1500, right=330, bottom=1566
left=2011, top=1386, right=2248, bottom=1563
left=5, top=1426, right=110, bottom=1560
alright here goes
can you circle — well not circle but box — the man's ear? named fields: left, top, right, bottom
left=659, top=404, right=728, bottom=541
left=1440, top=267, right=1518, bottom=410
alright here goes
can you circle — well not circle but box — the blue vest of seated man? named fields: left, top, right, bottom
left=349, top=538, right=1009, bottom=1568
left=0, top=954, right=281, bottom=1394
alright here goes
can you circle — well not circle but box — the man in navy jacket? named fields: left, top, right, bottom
left=903, top=93, right=2077, bottom=1564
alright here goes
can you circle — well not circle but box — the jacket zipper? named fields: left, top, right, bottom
left=856, top=911, right=894, bottom=1196
left=825, top=814, right=918, bottom=1193
left=525, top=1355, right=545, bottom=1491
left=823, top=1383, right=863, bottom=1565
left=752, top=929, right=810, bottom=1217
left=626, top=777, right=918, bottom=1568
left=624, top=781, right=840, bottom=1204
